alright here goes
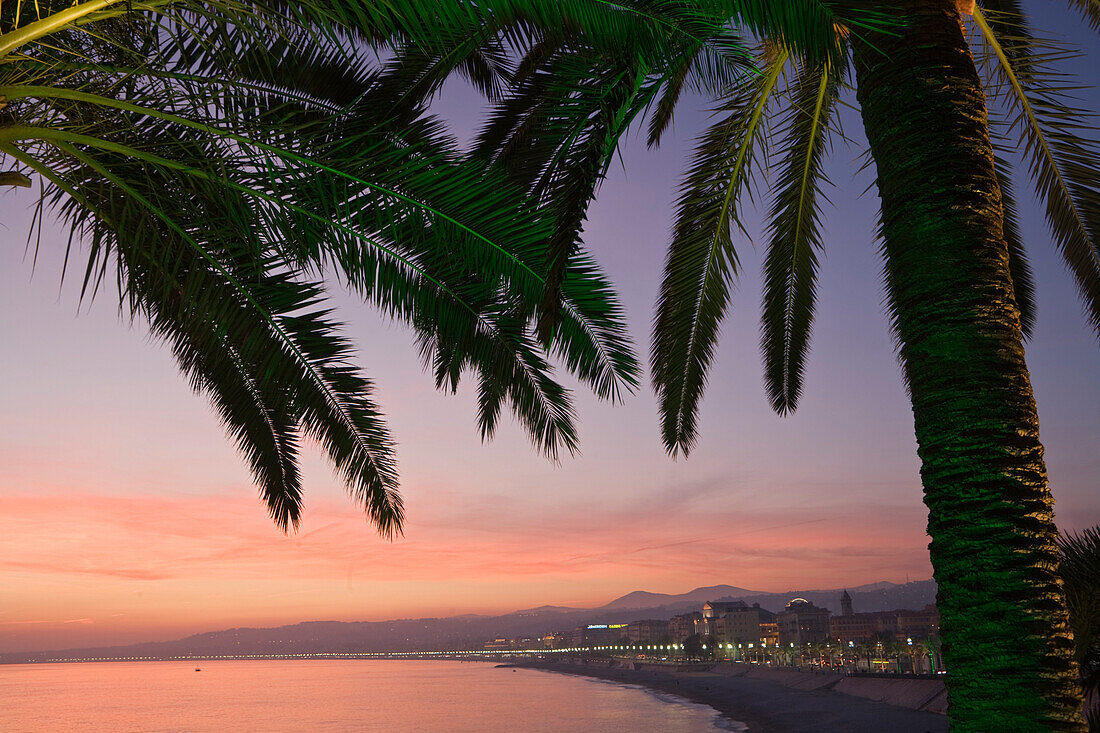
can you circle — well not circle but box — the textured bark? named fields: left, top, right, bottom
left=851, top=1, right=1085, bottom=728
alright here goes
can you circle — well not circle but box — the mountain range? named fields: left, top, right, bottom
left=0, top=579, right=936, bottom=664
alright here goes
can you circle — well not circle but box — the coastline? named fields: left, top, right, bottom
left=506, top=659, right=948, bottom=733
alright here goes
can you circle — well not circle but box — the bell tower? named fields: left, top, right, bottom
left=840, top=589, right=853, bottom=617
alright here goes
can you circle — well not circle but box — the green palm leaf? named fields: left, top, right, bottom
left=1064, top=0, right=1100, bottom=31
left=1058, top=527, right=1100, bottom=698
left=761, top=55, right=840, bottom=414
left=975, top=6, right=1100, bottom=338
left=652, top=44, right=788, bottom=456
left=0, top=0, right=641, bottom=531
left=66, top=142, right=404, bottom=535
left=991, top=137, right=1038, bottom=338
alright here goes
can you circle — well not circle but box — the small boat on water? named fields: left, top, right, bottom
left=195, top=668, right=201, bottom=672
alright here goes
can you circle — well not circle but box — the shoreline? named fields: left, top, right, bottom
left=506, top=659, right=948, bottom=733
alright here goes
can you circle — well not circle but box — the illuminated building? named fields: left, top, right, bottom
left=759, top=620, right=779, bottom=647
left=540, top=632, right=569, bottom=649
left=570, top=623, right=628, bottom=646
left=777, top=598, right=831, bottom=645
left=668, top=612, right=702, bottom=643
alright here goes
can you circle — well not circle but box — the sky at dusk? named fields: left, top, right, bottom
left=2, top=6, right=1098, bottom=653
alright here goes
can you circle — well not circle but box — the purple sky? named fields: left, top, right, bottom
left=1, top=5, right=1097, bottom=652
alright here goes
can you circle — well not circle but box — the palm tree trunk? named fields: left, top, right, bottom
left=850, top=0, right=1084, bottom=728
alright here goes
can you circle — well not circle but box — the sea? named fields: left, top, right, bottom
left=0, top=659, right=743, bottom=732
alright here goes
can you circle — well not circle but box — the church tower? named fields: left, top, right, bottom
left=840, top=589, right=853, bottom=617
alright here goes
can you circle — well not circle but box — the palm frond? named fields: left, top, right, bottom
left=1064, top=0, right=1100, bottom=31
left=71, top=145, right=404, bottom=536
left=295, top=108, right=641, bottom=406
left=1058, top=527, right=1100, bottom=697
left=534, top=57, right=655, bottom=344
left=0, top=1, right=644, bottom=531
left=416, top=294, right=580, bottom=459
left=0, top=0, right=137, bottom=60
left=471, top=44, right=658, bottom=344
left=7, top=130, right=402, bottom=534
left=646, top=24, right=755, bottom=148
left=652, top=44, right=789, bottom=456
left=761, top=55, right=841, bottom=415
left=722, top=0, right=898, bottom=64
left=647, top=45, right=696, bottom=148
left=975, top=6, right=1100, bottom=339
left=990, top=135, right=1037, bottom=338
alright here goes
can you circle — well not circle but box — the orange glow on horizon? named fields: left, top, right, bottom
left=1, top=488, right=932, bottom=652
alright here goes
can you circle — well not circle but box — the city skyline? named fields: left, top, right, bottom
left=2, top=7, right=1098, bottom=655
left=1, top=577, right=936, bottom=659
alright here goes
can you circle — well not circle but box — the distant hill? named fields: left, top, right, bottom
left=0, top=579, right=936, bottom=664
left=729, top=579, right=937, bottom=616
left=601, top=585, right=760, bottom=610
left=602, top=580, right=936, bottom=617
left=511, top=605, right=586, bottom=615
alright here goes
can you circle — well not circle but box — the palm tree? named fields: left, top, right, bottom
left=412, top=0, right=1097, bottom=726
left=0, top=1, right=638, bottom=534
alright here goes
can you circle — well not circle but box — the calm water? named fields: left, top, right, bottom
left=0, top=660, right=739, bottom=732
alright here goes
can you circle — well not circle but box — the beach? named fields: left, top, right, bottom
left=509, top=659, right=949, bottom=733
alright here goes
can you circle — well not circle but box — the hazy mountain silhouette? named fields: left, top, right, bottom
left=1, top=579, right=935, bottom=663
left=600, top=585, right=760, bottom=610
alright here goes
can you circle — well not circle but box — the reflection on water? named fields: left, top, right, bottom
left=0, top=659, right=736, bottom=732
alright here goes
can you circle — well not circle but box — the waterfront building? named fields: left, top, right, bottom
left=777, top=598, right=831, bottom=645
left=626, top=619, right=669, bottom=644
left=586, top=623, right=628, bottom=645
left=693, top=614, right=711, bottom=638
left=702, top=600, right=750, bottom=618
left=571, top=624, right=628, bottom=646
left=719, top=604, right=760, bottom=646
left=668, top=612, right=702, bottom=643
left=830, top=612, right=894, bottom=643
left=759, top=620, right=779, bottom=647
left=540, top=632, right=569, bottom=649
left=695, top=600, right=779, bottom=648
left=896, top=605, right=940, bottom=639
left=828, top=590, right=940, bottom=644
left=698, top=600, right=748, bottom=640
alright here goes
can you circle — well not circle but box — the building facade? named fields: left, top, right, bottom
left=571, top=623, right=628, bottom=646
left=668, top=612, right=702, bottom=643
left=759, top=620, right=779, bottom=647
left=627, top=619, right=669, bottom=644
left=829, top=590, right=940, bottom=644
left=540, top=632, right=569, bottom=649
left=777, top=598, right=831, bottom=646
left=896, top=605, right=940, bottom=640
left=721, top=605, right=762, bottom=645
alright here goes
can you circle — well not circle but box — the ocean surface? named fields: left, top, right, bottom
left=0, top=659, right=739, bottom=732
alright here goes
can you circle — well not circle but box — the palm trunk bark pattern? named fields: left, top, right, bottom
left=851, top=0, right=1084, bottom=728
